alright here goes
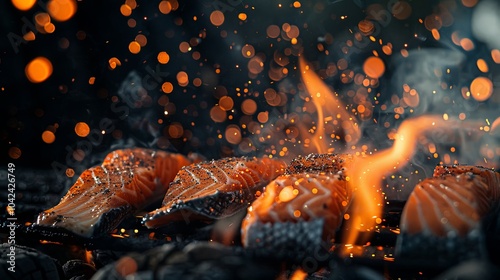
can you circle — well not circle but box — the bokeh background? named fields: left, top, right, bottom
left=1, top=0, right=499, bottom=206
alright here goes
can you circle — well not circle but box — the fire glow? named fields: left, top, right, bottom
left=341, top=116, right=458, bottom=253
left=297, top=56, right=495, bottom=257
left=299, top=57, right=361, bottom=152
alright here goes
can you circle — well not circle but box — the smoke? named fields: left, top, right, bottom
left=472, top=0, right=500, bottom=50
left=389, top=48, right=466, bottom=116
left=115, top=71, right=162, bottom=148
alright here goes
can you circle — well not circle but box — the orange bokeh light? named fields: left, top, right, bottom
left=75, top=122, right=90, bottom=137
left=158, top=1, right=172, bottom=14
left=8, top=147, right=22, bottom=159
left=470, top=77, right=493, bottom=102
left=25, top=57, right=53, bottom=83
left=241, top=99, right=257, bottom=115
left=238, top=13, right=247, bottom=21
left=128, top=41, right=141, bottom=54
left=176, top=71, right=189, bottom=86
left=210, top=10, right=225, bottom=26
left=492, top=49, right=500, bottom=64
left=11, top=0, right=36, bottom=10
left=476, top=59, right=489, bottom=73
left=219, top=96, right=234, bottom=111
left=363, top=56, right=385, bottom=79
left=47, top=0, right=77, bottom=22
left=157, top=51, right=170, bottom=64
left=42, top=130, right=56, bottom=144
left=162, top=82, right=173, bottom=94
left=108, top=57, right=121, bottom=69
left=120, top=4, right=132, bottom=16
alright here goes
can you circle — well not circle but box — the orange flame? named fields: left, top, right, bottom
left=299, top=57, right=360, bottom=153
left=290, top=56, right=494, bottom=257
left=340, top=115, right=461, bottom=255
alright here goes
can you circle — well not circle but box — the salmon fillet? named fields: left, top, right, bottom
left=143, top=157, right=287, bottom=228
left=241, top=172, right=351, bottom=246
left=34, top=148, right=192, bottom=237
left=400, top=165, right=496, bottom=237
left=242, top=153, right=353, bottom=247
left=433, top=164, right=500, bottom=200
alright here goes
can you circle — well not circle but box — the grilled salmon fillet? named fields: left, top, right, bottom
left=143, top=157, right=287, bottom=228
left=34, top=149, right=192, bottom=237
left=400, top=165, right=498, bottom=237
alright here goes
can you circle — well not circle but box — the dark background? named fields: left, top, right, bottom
left=1, top=0, right=499, bottom=203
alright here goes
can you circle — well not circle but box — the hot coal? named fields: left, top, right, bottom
left=0, top=243, right=65, bottom=280
left=62, top=259, right=96, bottom=280
left=92, top=242, right=280, bottom=280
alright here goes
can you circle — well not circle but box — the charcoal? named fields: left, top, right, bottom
left=0, top=243, right=65, bottom=279
left=0, top=168, right=72, bottom=213
left=328, top=265, right=384, bottom=280
left=433, top=260, right=500, bottom=280
left=63, top=259, right=96, bottom=280
left=395, top=229, right=487, bottom=263
left=92, top=250, right=128, bottom=269
left=244, top=218, right=325, bottom=262
left=92, top=242, right=279, bottom=280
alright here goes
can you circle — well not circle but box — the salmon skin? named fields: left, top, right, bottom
left=33, top=149, right=192, bottom=238
left=400, top=165, right=499, bottom=237
left=242, top=153, right=353, bottom=250
left=143, top=157, right=287, bottom=229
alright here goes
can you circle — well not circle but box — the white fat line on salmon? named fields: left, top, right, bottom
left=423, top=184, right=459, bottom=233
left=102, top=164, right=111, bottom=190
left=216, top=163, right=242, bottom=187
left=439, top=186, right=478, bottom=227
left=91, top=169, right=102, bottom=185
left=433, top=185, right=477, bottom=230
left=419, top=184, right=455, bottom=234
left=439, top=183, right=478, bottom=212
left=236, top=167, right=258, bottom=191
left=304, top=177, right=334, bottom=219
left=413, top=192, right=431, bottom=236
left=60, top=170, right=129, bottom=217
left=171, top=169, right=210, bottom=201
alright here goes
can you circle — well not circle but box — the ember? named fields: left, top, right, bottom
left=2, top=0, right=500, bottom=279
